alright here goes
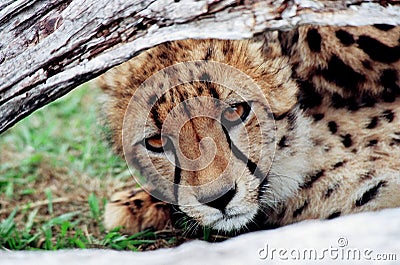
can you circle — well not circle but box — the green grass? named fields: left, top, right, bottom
left=0, top=207, right=159, bottom=250
left=0, top=84, right=174, bottom=250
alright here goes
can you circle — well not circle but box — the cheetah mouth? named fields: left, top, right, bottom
left=204, top=207, right=258, bottom=232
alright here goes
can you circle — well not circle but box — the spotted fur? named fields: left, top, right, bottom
left=97, top=25, right=400, bottom=234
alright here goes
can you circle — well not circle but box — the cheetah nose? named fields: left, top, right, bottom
left=203, top=186, right=237, bottom=212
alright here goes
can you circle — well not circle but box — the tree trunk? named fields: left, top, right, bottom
left=0, top=0, right=399, bottom=134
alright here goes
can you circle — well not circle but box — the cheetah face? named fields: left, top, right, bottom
left=121, top=60, right=310, bottom=232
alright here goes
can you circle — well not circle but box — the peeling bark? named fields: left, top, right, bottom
left=0, top=0, right=399, bottom=133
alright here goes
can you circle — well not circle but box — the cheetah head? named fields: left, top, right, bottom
left=99, top=40, right=311, bottom=232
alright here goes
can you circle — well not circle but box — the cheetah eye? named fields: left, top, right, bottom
left=221, top=102, right=251, bottom=128
left=144, top=135, right=172, bottom=153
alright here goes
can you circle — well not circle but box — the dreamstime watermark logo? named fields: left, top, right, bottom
left=121, top=60, right=276, bottom=205
left=258, top=237, right=398, bottom=261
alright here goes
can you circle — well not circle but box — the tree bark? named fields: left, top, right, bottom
left=0, top=0, right=399, bottom=134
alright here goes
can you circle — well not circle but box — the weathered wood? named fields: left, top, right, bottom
left=0, top=0, right=399, bottom=134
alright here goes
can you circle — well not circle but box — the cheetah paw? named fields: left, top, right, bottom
left=104, top=188, right=171, bottom=234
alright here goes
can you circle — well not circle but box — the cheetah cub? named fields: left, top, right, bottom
left=97, top=25, right=400, bottom=234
